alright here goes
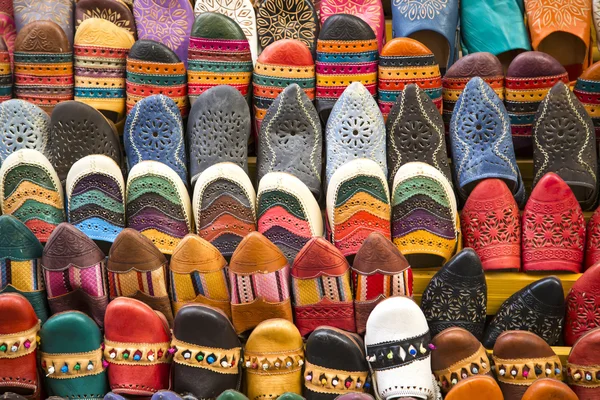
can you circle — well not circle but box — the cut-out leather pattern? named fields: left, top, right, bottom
left=171, top=338, right=240, bottom=373
left=41, top=348, right=105, bottom=379
left=574, top=77, right=600, bottom=141
left=565, top=287, right=600, bottom=346
left=585, top=208, right=600, bottom=268
left=0, top=321, right=39, bottom=359
left=303, top=361, right=369, bottom=394
left=256, top=0, right=318, bottom=52
left=493, top=355, right=563, bottom=384
left=433, top=345, right=490, bottom=393
left=0, top=100, right=49, bottom=163
left=104, top=339, right=172, bottom=366
left=567, top=362, right=600, bottom=388
left=366, top=331, right=432, bottom=371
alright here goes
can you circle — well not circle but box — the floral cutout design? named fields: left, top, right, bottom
left=392, top=0, right=449, bottom=20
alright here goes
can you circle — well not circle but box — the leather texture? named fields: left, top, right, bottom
left=522, top=379, right=578, bottom=400
left=0, top=38, right=11, bottom=103
left=134, top=0, right=194, bottom=66
left=169, top=234, right=231, bottom=318
left=107, top=228, right=174, bottom=325
left=565, top=262, right=600, bottom=345
left=256, top=0, right=318, bottom=52
left=75, top=0, right=136, bottom=36
left=48, top=100, right=122, bottom=183
left=13, top=21, right=73, bottom=114
left=127, top=40, right=189, bottom=118
left=257, top=84, right=322, bottom=199
left=567, top=328, right=600, bottom=399
left=257, top=172, right=323, bottom=263
left=492, top=330, right=563, bottom=400
left=444, top=375, right=503, bottom=400
left=14, top=0, right=74, bottom=46
left=243, top=319, right=304, bottom=400
left=586, top=205, right=600, bottom=268
left=533, top=81, right=598, bottom=211
left=333, top=394, right=375, bottom=400
left=304, top=327, right=369, bottom=400
left=378, top=39, right=442, bottom=121
left=0, top=149, right=65, bottom=243
left=421, top=249, right=487, bottom=339
left=523, top=173, right=585, bottom=272
left=450, top=76, right=525, bottom=206
left=461, top=179, right=521, bottom=271
left=124, top=94, right=189, bottom=184
left=483, top=277, right=565, bottom=348
left=351, top=232, right=413, bottom=335
left=217, top=390, right=249, bottom=400
left=192, top=162, right=256, bottom=257
left=291, top=238, right=354, bottom=336
left=104, top=297, right=171, bottom=395
left=187, top=85, right=250, bottom=184
left=0, top=100, right=49, bottom=164
left=172, top=304, right=242, bottom=398
left=316, top=15, right=378, bottom=124
left=187, top=13, right=252, bottom=104
left=0, top=1, right=16, bottom=58
left=39, top=311, right=108, bottom=399
left=386, top=83, right=450, bottom=185
left=575, top=60, right=600, bottom=142
left=152, top=391, right=185, bottom=400
left=320, top=0, right=385, bottom=51
left=228, top=232, right=293, bottom=334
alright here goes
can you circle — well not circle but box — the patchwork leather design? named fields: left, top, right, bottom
left=0, top=100, right=49, bottom=164
left=0, top=38, right=10, bottom=103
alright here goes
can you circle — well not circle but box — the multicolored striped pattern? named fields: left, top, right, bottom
left=44, top=262, right=105, bottom=298
left=108, top=266, right=168, bottom=298
left=575, top=63, right=600, bottom=141
left=443, top=76, right=504, bottom=128
left=0, top=259, right=42, bottom=292
left=0, top=45, right=10, bottom=103
left=293, top=273, right=352, bottom=306
left=352, top=270, right=412, bottom=301
left=229, top=265, right=290, bottom=303
left=170, top=268, right=229, bottom=303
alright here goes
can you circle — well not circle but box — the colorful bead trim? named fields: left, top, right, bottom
left=171, top=337, right=240, bottom=374
left=366, top=331, right=432, bottom=371
left=103, top=339, right=172, bottom=366
left=303, top=361, right=369, bottom=394
left=492, top=355, right=563, bottom=384
left=41, top=348, right=104, bottom=379
left=0, top=321, right=40, bottom=359
left=243, top=346, right=304, bottom=375
left=433, top=345, right=490, bottom=392
left=567, top=363, right=600, bottom=388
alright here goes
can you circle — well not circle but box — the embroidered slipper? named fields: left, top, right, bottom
left=304, top=327, right=370, bottom=400
left=566, top=327, right=600, bottom=398
left=243, top=319, right=304, bottom=400
left=575, top=60, right=600, bottom=142
left=0, top=37, right=10, bottom=103
left=256, top=0, right=318, bottom=53
left=13, top=0, right=74, bottom=46
left=48, top=100, right=122, bottom=183
left=107, top=228, right=174, bottom=325
left=0, top=293, right=42, bottom=399
left=13, top=21, right=73, bottom=114
left=586, top=207, right=600, bottom=268
left=565, top=262, right=600, bottom=345
left=522, top=378, right=578, bottom=400
left=378, top=38, right=442, bottom=121
left=0, top=149, right=65, bottom=243
left=257, top=172, right=323, bottom=263
left=257, top=84, right=322, bottom=199
left=192, top=162, right=256, bottom=258
left=352, top=232, right=413, bottom=335
left=0, top=100, right=49, bottom=164
left=169, top=234, right=231, bottom=318
left=187, top=85, right=250, bottom=185
left=39, top=311, right=108, bottom=399
left=482, top=277, right=565, bottom=348
left=171, top=304, right=242, bottom=398
left=291, top=238, right=354, bottom=336
left=104, top=297, right=172, bottom=395
left=445, top=375, right=502, bottom=400
left=320, top=0, right=384, bottom=51
left=75, top=0, right=136, bottom=36
left=126, top=40, right=189, bottom=117
left=0, top=216, right=48, bottom=322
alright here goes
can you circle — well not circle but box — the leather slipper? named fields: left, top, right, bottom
left=257, top=172, right=323, bottom=263
left=431, top=327, right=492, bottom=394
left=320, top=0, right=384, bottom=51
left=171, top=304, right=242, bottom=398
left=532, top=81, right=598, bottom=211
left=104, top=297, right=172, bottom=395
left=0, top=37, right=10, bottom=103
left=522, top=378, right=578, bottom=400
left=445, top=375, right=502, bottom=400
left=152, top=392, right=185, bottom=400
left=243, top=319, right=304, bottom=400
left=333, top=395, right=374, bottom=400
left=13, top=21, right=73, bottom=114
left=316, top=15, right=378, bottom=124
left=126, top=160, right=193, bottom=255
left=482, top=277, right=565, bottom=348
left=352, top=232, right=413, bottom=335
left=39, top=311, right=109, bottom=399
left=186, top=85, right=250, bottom=185
left=450, top=76, right=525, bottom=206
left=65, top=155, right=125, bottom=247
left=217, top=390, right=248, bottom=400
left=492, top=330, right=563, bottom=400
left=192, top=162, right=256, bottom=258
left=304, top=327, right=369, bottom=400
left=257, top=83, right=322, bottom=199
left=0, top=1, right=16, bottom=58
left=522, top=173, right=585, bottom=272
left=75, top=0, right=136, bottom=36
left=0, top=293, right=41, bottom=399
left=186, top=13, right=253, bottom=104
left=0, top=216, right=48, bottom=322
left=48, top=100, right=122, bottom=183
left=134, top=0, right=194, bottom=66
left=291, top=238, right=354, bottom=336
left=0, top=149, right=65, bottom=243
left=378, top=38, right=443, bottom=121
left=421, top=248, right=487, bottom=339
left=326, top=158, right=391, bottom=259
left=391, top=161, right=459, bottom=268
left=107, top=228, right=174, bottom=325
left=228, top=232, right=293, bottom=334
left=169, top=234, right=231, bottom=318
left=257, top=1, right=318, bottom=52
left=461, top=179, right=521, bottom=271
left=586, top=206, right=600, bottom=268
left=364, top=296, right=440, bottom=400
left=386, top=82, right=450, bottom=185
left=126, top=40, right=189, bottom=117
left=0, top=100, right=49, bottom=164
left=575, top=60, right=600, bottom=141
left=124, top=94, right=189, bottom=185
left=565, top=262, right=600, bottom=345
left=567, top=327, right=600, bottom=399
left=505, top=51, right=569, bottom=155
left=13, top=0, right=74, bottom=46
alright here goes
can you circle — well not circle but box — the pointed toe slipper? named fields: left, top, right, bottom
left=566, top=328, right=600, bottom=399
left=0, top=100, right=49, bottom=163
left=565, top=262, right=600, bottom=345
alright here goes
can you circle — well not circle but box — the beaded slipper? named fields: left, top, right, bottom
left=0, top=100, right=49, bottom=164
left=256, top=0, right=318, bottom=52
left=75, top=0, right=136, bottom=36
left=445, top=375, right=502, bottom=400
left=13, top=0, right=74, bottom=45
left=566, top=328, right=600, bottom=399
left=565, top=262, right=600, bottom=345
